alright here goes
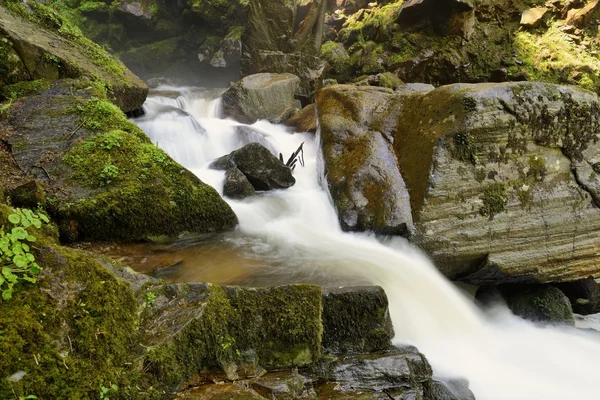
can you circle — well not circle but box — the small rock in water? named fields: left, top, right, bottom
left=223, top=166, right=256, bottom=199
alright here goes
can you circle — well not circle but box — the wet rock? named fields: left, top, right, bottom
left=0, top=5, right=147, bottom=112
left=7, top=180, right=45, bottom=208
left=433, top=378, right=476, bottom=400
left=520, top=7, right=549, bottom=28
left=251, top=371, right=315, bottom=399
left=224, top=166, right=256, bottom=199
left=317, top=346, right=434, bottom=398
left=316, top=85, right=413, bottom=236
left=210, top=143, right=296, bottom=191
left=556, top=278, right=600, bottom=315
left=177, top=383, right=265, bottom=399
left=0, top=79, right=237, bottom=241
left=222, top=73, right=301, bottom=124
left=505, top=286, right=575, bottom=325
left=140, top=283, right=322, bottom=392
left=322, top=286, right=394, bottom=353
left=285, top=103, right=317, bottom=133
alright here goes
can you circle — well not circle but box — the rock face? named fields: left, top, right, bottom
left=396, top=0, right=475, bottom=38
left=286, top=103, right=317, bottom=133
left=223, top=167, right=256, bottom=199
left=211, top=143, right=296, bottom=190
left=556, top=278, right=600, bottom=315
left=222, top=73, right=301, bottom=124
left=0, top=79, right=237, bottom=241
left=322, top=286, right=394, bottom=353
left=433, top=378, right=476, bottom=400
left=317, top=85, right=413, bottom=236
left=317, top=82, right=600, bottom=284
left=0, top=4, right=147, bottom=112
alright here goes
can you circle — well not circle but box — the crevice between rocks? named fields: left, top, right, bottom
left=560, top=147, right=600, bottom=209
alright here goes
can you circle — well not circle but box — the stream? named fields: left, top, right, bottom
left=118, top=87, right=600, bottom=400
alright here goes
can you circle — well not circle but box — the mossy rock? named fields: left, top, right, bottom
left=0, top=2, right=147, bottom=112
left=0, top=204, right=143, bottom=399
left=139, top=283, right=323, bottom=392
left=0, top=79, right=237, bottom=242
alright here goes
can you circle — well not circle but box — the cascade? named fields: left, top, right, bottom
left=135, top=87, right=600, bottom=400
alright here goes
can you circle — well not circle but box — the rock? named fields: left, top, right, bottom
left=322, top=286, right=394, bottom=353
left=285, top=103, right=317, bottom=133
left=243, top=0, right=297, bottom=55
left=556, top=278, right=600, bottom=315
left=317, top=82, right=600, bottom=284
left=520, top=7, right=549, bottom=28
left=0, top=79, right=237, bottom=242
left=354, top=72, right=404, bottom=90
left=400, top=82, right=600, bottom=284
left=318, top=346, right=434, bottom=397
left=210, top=143, right=296, bottom=190
left=242, top=50, right=327, bottom=104
left=433, top=378, right=476, bottom=400
left=140, top=283, right=323, bottom=392
left=396, top=0, right=475, bottom=39
left=224, top=166, right=256, bottom=199
left=251, top=371, right=315, bottom=399
left=0, top=4, right=147, bottom=112
left=566, top=0, right=600, bottom=28
left=120, top=37, right=185, bottom=76
left=316, top=85, right=413, bottom=236
left=320, top=41, right=352, bottom=83
left=177, top=384, right=265, bottom=399
left=504, top=286, right=575, bottom=325
left=7, top=180, right=45, bottom=209
left=222, top=73, right=301, bottom=124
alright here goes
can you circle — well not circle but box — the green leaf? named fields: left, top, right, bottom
left=8, top=214, right=20, bottom=224
left=13, top=255, right=28, bottom=269
left=11, top=227, right=28, bottom=240
left=39, top=214, right=49, bottom=223
left=26, top=235, right=37, bottom=242
left=30, top=264, right=41, bottom=275
left=2, top=267, right=12, bottom=278
left=2, top=288, right=13, bottom=301
left=0, top=276, right=4, bottom=285
left=26, top=253, right=35, bottom=262
left=22, top=243, right=30, bottom=252
left=22, top=274, right=36, bottom=283
left=32, top=219, right=42, bottom=229
left=111, top=384, right=118, bottom=391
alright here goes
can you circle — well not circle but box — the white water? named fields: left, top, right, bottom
left=135, top=88, right=600, bottom=400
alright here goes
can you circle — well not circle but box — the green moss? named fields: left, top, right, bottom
left=479, top=182, right=508, bottom=219
left=0, top=79, right=51, bottom=100
left=452, top=131, right=478, bottom=164
left=377, top=72, right=402, bottom=89
left=321, top=41, right=352, bottom=82
left=506, top=286, right=575, bottom=325
left=0, top=204, right=139, bottom=399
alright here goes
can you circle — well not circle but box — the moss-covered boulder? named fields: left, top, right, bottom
left=316, top=85, right=414, bottom=236
left=222, top=73, right=301, bottom=124
left=0, top=2, right=147, bottom=112
left=285, top=103, right=317, bottom=133
left=316, top=81, right=600, bottom=284
left=322, top=286, right=394, bottom=353
left=0, top=79, right=237, bottom=242
left=0, top=204, right=144, bottom=399
left=139, top=283, right=323, bottom=392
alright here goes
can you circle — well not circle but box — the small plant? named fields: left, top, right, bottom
left=19, top=396, right=38, bottom=400
left=145, top=291, right=157, bottom=305
left=100, top=157, right=119, bottom=185
left=99, top=383, right=118, bottom=400
left=99, top=131, right=123, bottom=151
left=0, top=208, right=48, bottom=301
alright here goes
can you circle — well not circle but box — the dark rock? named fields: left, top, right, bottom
left=223, top=167, right=256, bottom=199
left=396, top=0, right=475, bottom=38
left=316, top=85, right=413, bottom=236
left=7, top=180, right=45, bottom=208
left=210, top=143, right=296, bottom=191
left=285, top=103, right=317, bottom=133
left=433, top=378, right=476, bottom=400
left=0, top=5, right=147, bottom=112
left=234, top=126, right=278, bottom=155
left=556, top=278, right=600, bottom=315
left=322, top=286, right=394, bottom=353
left=222, top=73, right=301, bottom=124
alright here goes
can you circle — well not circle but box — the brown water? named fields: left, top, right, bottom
left=79, top=233, right=369, bottom=287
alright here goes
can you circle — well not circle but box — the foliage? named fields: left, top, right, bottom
left=99, top=383, right=118, bottom=400
left=0, top=208, right=48, bottom=301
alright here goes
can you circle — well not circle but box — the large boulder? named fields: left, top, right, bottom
left=322, top=286, right=394, bottom=353
left=0, top=4, right=147, bottom=112
left=210, top=143, right=296, bottom=190
left=317, top=82, right=600, bottom=284
left=317, top=85, right=414, bottom=236
left=0, top=79, right=237, bottom=242
left=222, top=73, right=301, bottom=124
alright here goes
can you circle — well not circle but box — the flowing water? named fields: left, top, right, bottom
left=131, top=87, right=600, bottom=400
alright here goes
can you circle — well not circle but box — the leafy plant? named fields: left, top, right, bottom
left=100, top=157, right=119, bottom=185
left=0, top=208, right=49, bottom=301
left=99, top=383, right=118, bottom=400
left=145, top=291, right=156, bottom=305
left=19, top=396, right=38, bottom=400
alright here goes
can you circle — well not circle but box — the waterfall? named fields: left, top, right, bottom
left=135, top=87, right=600, bottom=400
